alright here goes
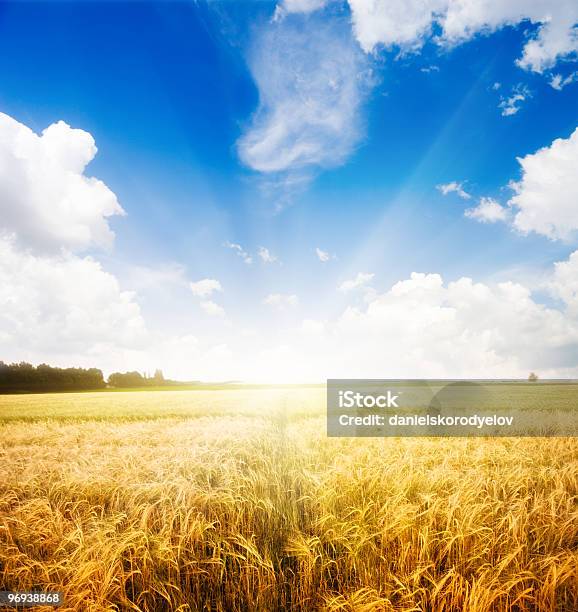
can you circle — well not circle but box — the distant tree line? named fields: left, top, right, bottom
left=0, top=362, right=180, bottom=393
left=107, top=369, right=173, bottom=388
left=0, top=362, right=105, bottom=393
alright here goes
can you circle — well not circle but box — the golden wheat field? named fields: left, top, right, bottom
left=0, top=387, right=577, bottom=611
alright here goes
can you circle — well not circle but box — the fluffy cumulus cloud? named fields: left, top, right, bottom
left=237, top=15, right=371, bottom=176
left=240, top=253, right=578, bottom=381
left=0, top=112, right=151, bottom=372
left=461, top=128, right=578, bottom=238
left=326, top=268, right=578, bottom=378
left=347, top=0, right=578, bottom=74
left=291, top=246, right=578, bottom=379
left=0, top=112, right=124, bottom=253
left=347, top=0, right=445, bottom=53
left=275, top=0, right=578, bottom=74
left=0, top=235, right=147, bottom=362
left=465, top=197, right=509, bottom=223
left=550, top=250, right=578, bottom=314
left=0, top=112, right=239, bottom=377
left=509, top=127, right=578, bottom=240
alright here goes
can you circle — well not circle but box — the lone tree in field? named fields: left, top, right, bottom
left=528, top=372, right=539, bottom=382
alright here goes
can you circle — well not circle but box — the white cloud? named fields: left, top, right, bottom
left=0, top=112, right=125, bottom=253
left=513, top=4, right=578, bottom=73
left=258, top=246, right=279, bottom=264
left=224, top=241, right=253, bottom=264
left=346, top=0, right=578, bottom=74
left=339, top=271, right=374, bottom=292
left=252, top=0, right=575, bottom=203
left=0, top=235, right=147, bottom=361
left=237, top=15, right=371, bottom=176
left=239, top=256, right=578, bottom=381
left=437, top=181, right=471, bottom=199
left=190, top=278, right=223, bottom=298
left=550, top=250, right=578, bottom=314
left=465, top=197, right=509, bottom=224
left=172, top=255, right=578, bottom=380
left=329, top=269, right=578, bottom=378
left=263, top=293, right=299, bottom=309
left=0, top=112, right=231, bottom=381
left=274, top=0, right=328, bottom=19
left=348, top=0, right=443, bottom=53
left=315, top=247, right=335, bottom=262
left=191, top=280, right=226, bottom=317
left=499, top=84, right=531, bottom=116
left=0, top=112, right=149, bottom=371
left=550, top=70, right=578, bottom=90
left=200, top=300, right=226, bottom=317
left=509, top=127, right=578, bottom=240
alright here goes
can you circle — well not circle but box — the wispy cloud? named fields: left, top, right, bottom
left=274, top=0, right=328, bottom=20
left=550, top=71, right=578, bottom=91
left=224, top=241, right=253, bottom=264
left=339, top=272, right=374, bottom=292
left=237, top=12, right=372, bottom=205
left=437, top=181, right=471, bottom=200
left=315, top=247, right=335, bottom=262
left=258, top=246, right=280, bottom=264
left=499, top=84, right=531, bottom=117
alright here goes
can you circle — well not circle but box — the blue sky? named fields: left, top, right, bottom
left=1, top=1, right=577, bottom=380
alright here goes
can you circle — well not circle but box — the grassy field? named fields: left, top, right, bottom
left=0, top=387, right=577, bottom=611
